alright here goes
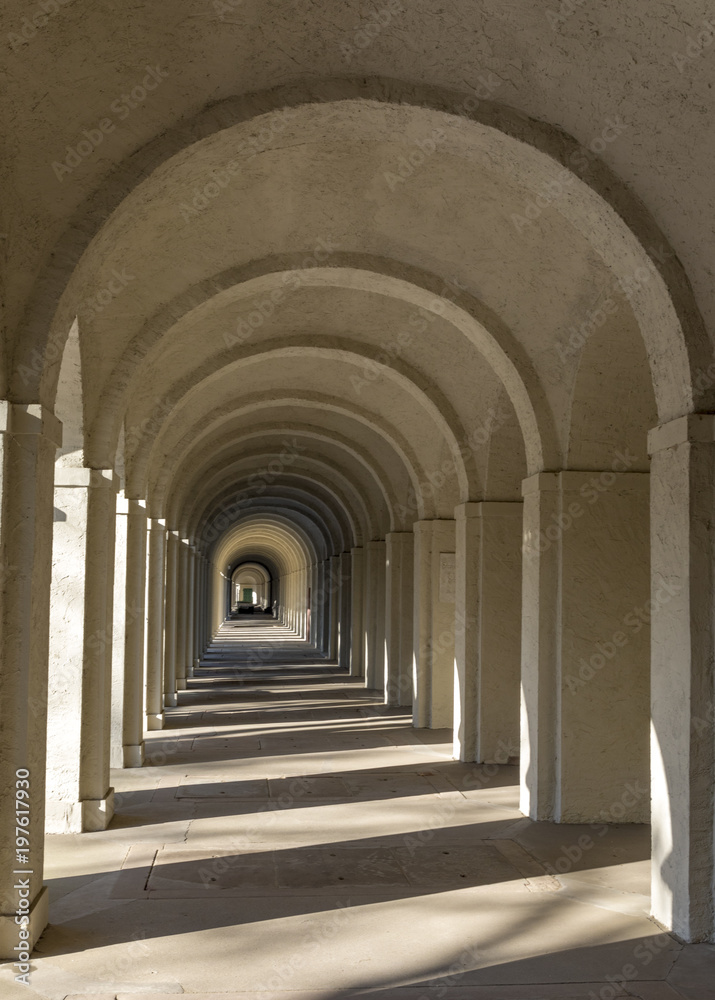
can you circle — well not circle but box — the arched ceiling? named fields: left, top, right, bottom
left=214, top=517, right=316, bottom=579
left=4, top=4, right=710, bottom=573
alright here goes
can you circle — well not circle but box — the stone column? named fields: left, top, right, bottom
left=123, top=498, right=147, bottom=764
left=364, top=540, right=386, bottom=692
left=412, top=522, right=432, bottom=728
left=185, top=545, right=196, bottom=679
left=46, top=468, right=119, bottom=834
left=202, top=555, right=210, bottom=645
left=350, top=546, right=365, bottom=676
left=520, top=470, right=650, bottom=823
left=338, top=551, right=352, bottom=670
left=413, top=520, right=456, bottom=728
left=320, top=559, right=331, bottom=654
left=453, top=502, right=522, bottom=763
left=204, top=556, right=211, bottom=645
left=0, top=403, right=60, bottom=958
left=145, top=519, right=166, bottom=730
left=174, top=538, right=189, bottom=691
left=648, top=415, right=715, bottom=942
left=191, top=551, right=200, bottom=672
left=111, top=493, right=130, bottom=770
left=163, top=531, right=179, bottom=708
left=329, top=555, right=341, bottom=660
left=110, top=495, right=147, bottom=768
left=311, top=561, right=320, bottom=645
left=385, top=532, right=413, bottom=707
left=194, top=553, right=206, bottom=667
left=362, top=545, right=371, bottom=677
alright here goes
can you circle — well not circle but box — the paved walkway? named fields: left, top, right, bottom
left=3, top=620, right=714, bottom=999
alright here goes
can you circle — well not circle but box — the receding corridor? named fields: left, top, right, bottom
left=0, top=622, right=708, bottom=999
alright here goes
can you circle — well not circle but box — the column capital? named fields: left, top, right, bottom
left=523, top=470, right=648, bottom=495
left=149, top=517, right=167, bottom=530
left=386, top=531, right=414, bottom=545
left=54, top=468, right=120, bottom=491
left=455, top=500, right=523, bottom=519
left=522, top=472, right=561, bottom=496
left=648, top=413, right=715, bottom=454
left=0, top=401, right=62, bottom=446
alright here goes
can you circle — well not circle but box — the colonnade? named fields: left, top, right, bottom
left=1, top=406, right=714, bottom=951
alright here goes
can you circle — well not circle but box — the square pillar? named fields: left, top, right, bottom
left=110, top=495, right=147, bottom=768
left=328, top=555, right=341, bottom=660
left=338, top=551, right=352, bottom=671
left=0, top=403, right=60, bottom=958
left=318, top=559, right=330, bottom=654
left=194, top=553, right=206, bottom=668
left=413, top=520, right=456, bottom=728
left=311, top=562, right=320, bottom=645
left=350, top=546, right=364, bottom=676
left=174, top=538, right=189, bottom=691
left=46, top=468, right=119, bottom=833
left=385, top=532, right=413, bottom=706
left=453, top=502, right=522, bottom=763
left=364, top=540, right=386, bottom=692
left=184, top=544, right=196, bottom=679
left=520, top=470, right=650, bottom=823
left=648, top=415, right=715, bottom=942
left=163, top=530, right=179, bottom=708
left=145, top=519, right=166, bottom=730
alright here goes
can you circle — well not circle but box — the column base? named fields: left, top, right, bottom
left=45, top=789, right=115, bottom=834
left=82, top=789, right=114, bottom=831
left=122, top=743, right=144, bottom=768
left=45, top=798, right=84, bottom=834
left=164, top=693, right=177, bottom=708
left=175, top=678, right=187, bottom=690
left=146, top=712, right=164, bottom=731
left=0, top=884, right=49, bottom=961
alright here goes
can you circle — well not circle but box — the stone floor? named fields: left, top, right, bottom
left=3, top=620, right=714, bottom=999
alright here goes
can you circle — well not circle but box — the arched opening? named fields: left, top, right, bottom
left=1, top=44, right=712, bottom=990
